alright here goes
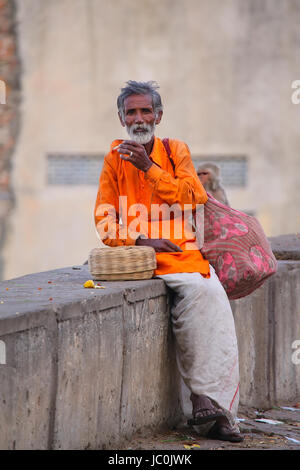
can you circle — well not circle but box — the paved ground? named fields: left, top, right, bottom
left=119, top=403, right=300, bottom=450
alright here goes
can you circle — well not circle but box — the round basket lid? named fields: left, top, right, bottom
left=88, top=246, right=157, bottom=275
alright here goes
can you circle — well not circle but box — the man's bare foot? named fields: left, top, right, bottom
left=207, top=421, right=244, bottom=442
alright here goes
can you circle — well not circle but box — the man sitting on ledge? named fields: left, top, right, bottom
left=94, top=80, right=243, bottom=443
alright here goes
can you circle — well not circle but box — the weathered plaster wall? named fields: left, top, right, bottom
left=2, top=0, right=300, bottom=279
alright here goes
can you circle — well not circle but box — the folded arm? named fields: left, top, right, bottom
left=145, top=140, right=207, bottom=208
left=94, top=140, right=207, bottom=248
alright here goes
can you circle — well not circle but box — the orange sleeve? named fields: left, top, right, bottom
left=94, top=152, right=137, bottom=247
left=144, top=140, right=208, bottom=208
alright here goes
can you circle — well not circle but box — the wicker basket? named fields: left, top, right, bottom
left=88, top=246, right=157, bottom=281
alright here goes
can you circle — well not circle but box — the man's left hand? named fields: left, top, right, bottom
left=117, top=141, right=153, bottom=172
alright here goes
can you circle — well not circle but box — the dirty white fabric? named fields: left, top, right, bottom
left=156, top=265, right=240, bottom=432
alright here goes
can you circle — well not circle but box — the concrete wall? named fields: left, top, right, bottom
left=232, top=260, right=300, bottom=409
left=3, top=0, right=300, bottom=280
left=0, top=260, right=299, bottom=449
left=0, top=265, right=181, bottom=450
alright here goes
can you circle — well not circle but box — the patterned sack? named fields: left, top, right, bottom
left=161, top=138, right=277, bottom=299
left=200, top=193, right=278, bottom=299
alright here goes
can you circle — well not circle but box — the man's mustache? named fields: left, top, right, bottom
left=130, top=124, right=152, bottom=133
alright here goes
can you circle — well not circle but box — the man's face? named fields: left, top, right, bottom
left=119, top=94, right=162, bottom=144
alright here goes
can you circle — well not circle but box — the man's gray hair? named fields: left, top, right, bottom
left=117, top=80, right=163, bottom=119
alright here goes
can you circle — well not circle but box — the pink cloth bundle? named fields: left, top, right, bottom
left=201, top=194, right=278, bottom=299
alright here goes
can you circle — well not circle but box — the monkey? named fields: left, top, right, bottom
left=197, top=162, right=230, bottom=206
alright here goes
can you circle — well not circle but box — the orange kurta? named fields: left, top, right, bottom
left=94, top=137, right=210, bottom=277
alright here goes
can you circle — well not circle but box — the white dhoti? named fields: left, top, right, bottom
left=157, top=265, right=240, bottom=433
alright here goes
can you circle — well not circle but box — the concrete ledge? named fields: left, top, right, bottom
left=268, top=233, right=300, bottom=260
left=0, top=266, right=181, bottom=450
left=0, top=262, right=299, bottom=449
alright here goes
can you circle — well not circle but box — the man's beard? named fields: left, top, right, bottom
left=126, top=122, right=156, bottom=144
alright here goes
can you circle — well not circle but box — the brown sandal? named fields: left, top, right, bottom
left=187, top=393, right=227, bottom=426
left=187, top=408, right=227, bottom=426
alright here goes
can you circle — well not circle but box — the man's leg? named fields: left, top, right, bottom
left=157, top=266, right=242, bottom=441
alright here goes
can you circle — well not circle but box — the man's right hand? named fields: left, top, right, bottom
left=135, top=237, right=183, bottom=253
